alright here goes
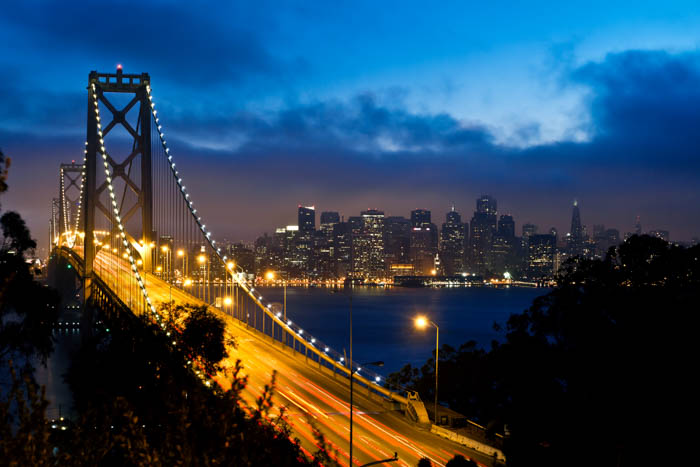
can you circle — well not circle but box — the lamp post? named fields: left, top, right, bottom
left=197, top=254, right=207, bottom=302
left=226, top=261, right=236, bottom=315
left=350, top=360, right=384, bottom=465
left=161, top=245, right=170, bottom=282
left=177, top=248, right=187, bottom=277
left=415, top=315, right=440, bottom=426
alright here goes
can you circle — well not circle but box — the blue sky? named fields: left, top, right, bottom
left=1, top=0, right=700, bottom=248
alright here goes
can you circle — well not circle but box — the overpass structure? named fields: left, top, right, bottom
left=49, top=68, right=504, bottom=467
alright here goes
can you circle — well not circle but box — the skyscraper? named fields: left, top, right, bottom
left=527, top=234, right=556, bottom=279
left=319, top=211, right=340, bottom=238
left=469, top=195, right=498, bottom=274
left=384, top=216, right=412, bottom=269
left=410, top=209, right=437, bottom=274
left=568, top=200, right=584, bottom=256
left=439, top=206, right=466, bottom=275
left=298, top=205, right=316, bottom=232
left=490, top=214, right=516, bottom=274
left=411, top=209, right=431, bottom=228
left=353, top=209, right=385, bottom=280
left=332, top=222, right=352, bottom=278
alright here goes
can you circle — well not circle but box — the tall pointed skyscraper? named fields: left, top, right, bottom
left=568, top=200, right=584, bottom=256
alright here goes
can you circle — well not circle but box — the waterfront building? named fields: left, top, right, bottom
left=469, top=195, right=498, bottom=274
left=353, top=209, right=386, bottom=280
left=332, top=222, right=352, bottom=278
left=527, top=234, right=556, bottom=279
left=439, top=206, right=466, bottom=275
left=384, top=216, right=412, bottom=271
left=319, top=211, right=340, bottom=239
left=298, top=205, right=316, bottom=232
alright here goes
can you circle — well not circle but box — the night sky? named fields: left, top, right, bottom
left=2, top=1, right=700, bottom=251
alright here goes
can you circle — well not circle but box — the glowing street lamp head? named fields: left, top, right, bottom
left=136, top=259, right=143, bottom=266
left=156, top=266, right=162, bottom=272
left=197, top=254, right=206, bottom=264
left=223, top=297, right=232, bottom=306
left=184, top=278, right=192, bottom=286
left=430, top=269, right=437, bottom=276
left=265, top=271, right=275, bottom=281
left=415, top=316, right=428, bottom=329
left=177, top=249, right=184, bottom=257
left=161, top=245, right=169, bottom=252
left=227, top=261, right=235, bottom=270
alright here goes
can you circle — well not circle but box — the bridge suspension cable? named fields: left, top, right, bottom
left=60, top=68, right=397, bottom=398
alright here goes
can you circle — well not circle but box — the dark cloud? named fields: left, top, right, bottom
left=571, top=50, right=700, bottom=170
left=0, top=1, right=304, bottom=90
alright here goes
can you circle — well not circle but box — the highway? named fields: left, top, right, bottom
left=88, top=249, right=496, bottom=467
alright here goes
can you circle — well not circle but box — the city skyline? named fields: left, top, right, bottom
left=236, top=199, right=677, bottom=246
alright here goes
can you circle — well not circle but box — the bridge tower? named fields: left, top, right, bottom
left=83, top=68, right=153, bottom=302
left=58, top=162, right=83, bottom=238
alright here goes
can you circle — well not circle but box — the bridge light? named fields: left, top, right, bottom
left=197, top=255, right=206, bottom=264
left=227, top=261, right=235, bottom=270
left=265, top=271, right=275, bottom=281
left=161, top=245, right=168, bottom=252
left=415, top=316, right=428, bottom=329
left=184, top=278, right=193, bottom=286
left=223, top=297, right=232, bottom=306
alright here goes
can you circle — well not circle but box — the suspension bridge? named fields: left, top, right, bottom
left=47, top=67, right=503, bottom=467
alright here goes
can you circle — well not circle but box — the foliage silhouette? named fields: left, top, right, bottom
left=390, top=235, right=700, bottom=466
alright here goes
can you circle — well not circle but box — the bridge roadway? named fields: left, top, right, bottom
left=87, top=250, right=494, bottom=467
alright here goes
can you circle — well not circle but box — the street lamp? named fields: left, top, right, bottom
left=197, top=254, right=207, bottom=302
left=415, top=315, right=440, bottom=426
left=265, top=270, right=287, bottom=320
left=350, top=360, right=384, bottom=465
left=177, top=249, right=187, bottom=277
left=161, top=245, right=170, bottom=282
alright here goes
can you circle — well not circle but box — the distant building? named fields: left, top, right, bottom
left=567, top=200, right=585, bottom=256
left=410, top=209, right=437, bottom=275
left=298, top=206, right=315, bottom=232
left=634, top=215, right=642, bottom=235
left=332, top=222, right=352, bottom=278
left=319, top=211, right=340, bottom=238
left=593, top=225, right=620, bottom=257
left=469, top=195, right=498, bottom=274
left=528, top=234, right=556, bottom=279
left=490, top=215, right=517, bottom=275
left=522, top=223, right=538, bottom=239
left=439, top=206, right=466, bottom=275
left=384, top=216, right=412, bottom=271
left=353, top=210, right=385, bottom=280
left=649, top=230, right=670, bottom=242
left=411, top=209, right=431, bottom=228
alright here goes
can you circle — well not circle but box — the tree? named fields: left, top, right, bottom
left=392, top=236, right=700, bottom=466
left=0, top=149, right=59, bottom=364
left=180, top=304, right=227, bottom=374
